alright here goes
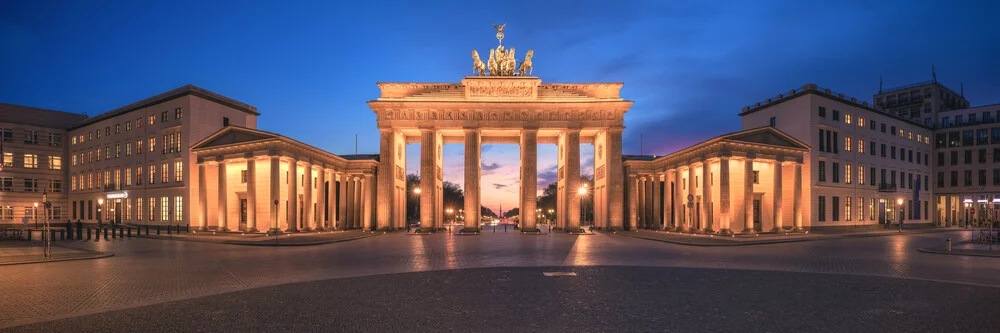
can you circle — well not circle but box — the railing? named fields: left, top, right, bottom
left=878, top=183, right=897, bottom=192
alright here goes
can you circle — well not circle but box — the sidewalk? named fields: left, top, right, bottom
left=0, top=241, right=112, bottom=265
left=141, top=230, right=380, bottom=246
left=918, top=241, right=1000, bottom=258
left=619, top=226, right=956, bottom=246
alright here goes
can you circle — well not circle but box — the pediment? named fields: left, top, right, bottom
left=193, top=127, right=278, bottom=149
left=724, top=128, right=808, bottom=149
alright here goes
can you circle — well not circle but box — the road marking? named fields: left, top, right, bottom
left=543, top=272, right=577, bottom=277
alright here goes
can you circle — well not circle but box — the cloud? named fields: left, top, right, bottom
left=493, top=183, right=508, bottom=190
left=481, top=162, right=502, bottom=171
left=537, top=165, right=558, bottom=188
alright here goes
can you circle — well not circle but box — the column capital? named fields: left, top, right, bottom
left=463, top=127, right=481, bottom=134
left=564, top=128, right=582, bottom=134
left=605, top=126, right=625, bottom=134
left=521, top=128, right=539, bottom=134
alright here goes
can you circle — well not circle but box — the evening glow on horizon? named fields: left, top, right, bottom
left=2, top=1, right=997, bottom=212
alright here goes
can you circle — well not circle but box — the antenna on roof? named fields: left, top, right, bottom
left=931, top=64, right=937, bottom=83
left=960, top=82, right=964, bottom=98
left=878, top=75, right=883, bottom=94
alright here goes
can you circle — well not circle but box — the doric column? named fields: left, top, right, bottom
left=719, top=157, right=731, bottom=234
left=420, top=129, right=436, bottom=232
left=269, top=156, right=281, bottom=232
left=652, top=176, right=661, bottom=229
left=702, top=160, right=713, bottom=233
left=463, top=128, right=481, bottom=233
left=246, top=157, right=257, bottom=232
left=662, top=172, right=671, bottom=230
left=198, top=163, right=208, bottom=230
left=327, top=170, right=336, bottom=229
left=564, top=129, right=581, bottom=231
left=301, top=162, right=312, bottom=231
left=520, top=128, right=538, bottom=232
left=364, top=173, right=375, bottom=231
left=793, top=163, right=803, bottom=231
left=688, top=164, right=697, bottom=231
left=674, top=168, right=683, bottom=231
left=637, top=176, right=646, bottom=228
left=377, top=129, right=395, bottom=231
left=338, top=173, right=348, bottom=229
left=627, top=175, right=638, bottom=230
left=287, top=158, right=298, bottom=232
left=344, top=174, right=354, bottom=229
left=606, top=128, right=625, bottom=230
left=354, top=177, right=363, bottom=229
left=645, top=177, right=654, bottom=228
left=772, top=161, right=783, bottom=232
left=743, top=158, right=755, bottom=234
left=316, top=167, right=326, bottom=230
left=217, top=160, right=228, bottom=231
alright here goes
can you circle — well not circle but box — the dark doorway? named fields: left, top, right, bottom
left=114, top=200, right=122, bottom=224
left=239, top=199, right=248, bottom=231
left=752, top=199, right=762, bottom=231
left=878, top=201, right=886, bottom=224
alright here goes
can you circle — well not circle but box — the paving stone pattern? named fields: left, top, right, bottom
left=0, top=230, right=997, bottom=329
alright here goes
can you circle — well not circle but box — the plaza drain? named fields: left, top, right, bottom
left=543, top=272, right=577, bottom=277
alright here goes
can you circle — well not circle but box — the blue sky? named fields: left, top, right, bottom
left=2, top=0, right=998, bottom=211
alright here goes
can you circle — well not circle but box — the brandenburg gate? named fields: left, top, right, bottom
left=368, top=25, right=634, bottom=233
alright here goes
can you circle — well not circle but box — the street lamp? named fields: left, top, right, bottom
left=896, top=198, right=904, bottom=232
left=413, top=188, right=421, bottom=230
left=578, top=185, right=589, bottom=226
left=33, top=202, right=38, bottom=228
left=446, top=208, right=453, bottom=223
left=41, top=190, right=51, bottom=258
left=98, top=198, right=104, bottom=224
left=963, top=199, right=973, bottom=228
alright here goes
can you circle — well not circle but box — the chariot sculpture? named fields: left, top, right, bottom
left=471, top=24, right=533, bottom=77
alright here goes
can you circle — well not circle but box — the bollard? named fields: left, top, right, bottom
left=27, top=230, right=32, bottom=241
left=157, top=226, right=161, bottom=235
left=176, top=225, right=181, bottom=233
left=87, top=228, right=92, bottom=240
left=119, top=228, right=124, bottom=238
left=946, top=238, right=952, bottom=252
left=104, top=228, right=109, bottom=240
left=77, top=223, right=83, bottom=240
left=127, top=228, right=132, bottom=238
left=112, top=228, right=117, bottom=239
left=51, top=229, right=56, bottom=241
left=66, top=228, right=72, bottom=240
left=145, top=226, right=149, bottom=235
left=168, top=225, right=172, bottom=235
left=60, top=229, right=65, bottom=240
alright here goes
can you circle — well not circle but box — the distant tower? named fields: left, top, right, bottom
left=878, top=75, right=883, bottom=94
left=931, top=64, right=937, bottom=83
left=961, top=82, right=964, bottom=98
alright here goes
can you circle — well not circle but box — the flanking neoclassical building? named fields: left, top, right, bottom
left=624, top=127, right=808, bottom=233
left=191, top=126, right=378, bottom=232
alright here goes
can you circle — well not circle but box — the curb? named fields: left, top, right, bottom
left=0, top=252, right=114, bottom=266
left=222, top=233, right=379, bottom=246
left=623, top=228, right=957, bottom=247
left=917, top=248, right=1000, bottom=258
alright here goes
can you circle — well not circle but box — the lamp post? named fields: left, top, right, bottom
left=97, top=198, right=104, bottom=225
left=42, top=190, right=51, bottom=258
left=413, top=188, right=421, bottom=231
left=578, top=184, right=589, bottom=227
left=33, top=202, right=38, bottom=228
left=896, top=198, right=904, bottom=232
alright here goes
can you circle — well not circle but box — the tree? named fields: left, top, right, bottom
left=407, top=174, right=466, bottom=223
left=481, top=206, right=497, bottom=218
left=503, top=207, right=519, bottom=219
left=442, top=181, right=464, bottom=213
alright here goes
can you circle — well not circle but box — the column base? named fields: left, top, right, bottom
left=741, top=229, right=757, bottom=235
left=246, top=228, right=259, bottom=233
left=459, top=228, right=481, bottom=234
left=702, top=227, right=715, bottom=233
left=717, top=228, right=733, bottom=235
left=519, top=228, right=542, bottom=234
left=563, top=227, right=588, bottom=234
left=266, top=228, right=284, bottom=235
left=792, top=227, right=804, bottom=232
left=770, top=227, right=784, bottom=233
left=415, top=227, right=436, bottom=234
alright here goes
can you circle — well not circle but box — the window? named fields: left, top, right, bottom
left=0, top=128, right=12, bottom=142
left=175, top=196, right=183, bottom=221
left=0, top=177, right=11, bottom=191
left=964, top=150, right=972, bottom=164
left=126, top=121, right=131, bottom=132
left=137, top=140, right=143, bottom=154
left=845, top=164, right=852, bottom=184
left=845, top=114, right=852, bottom=125
left=175, top=108, right=183, bottom=119
left=832, top=197, right=840, bottom=221
left=962, top=130, right=974, bottom=146
left=995, top=169, right=1000, bottom=186
left=880, top=123, right=886, bottom=133
left=769, top=117, right=776, bottom=127
left=136, top=166, right=143, bottom=185
left=950, top=171, right=958, bottom=187
left=148, top=115, right=155, bottom=126
left=818, top=107, right=826, bottom=118
left=148, top=197, right=155, bottom=221
left=149, top=137, right=156, bottom=152
left=858, top=197, right=865, bottom=221
left=241, top=170, right=249, bottom=183
left=115, top=144, right=120, bottom=158
left=223, top=117, right=230, bottom=127
left=845, top=197, right=852, bottom=221
left=845, top=136, right=852, bottom=152
left=858, top=166, right=865, bottom=185
left=48, top=156, right=61, bottom=170
left=114, top=124, right=120, bottom=134
left=858, top=117, right=864, bottom=127
left=979, top=149, right=987, bottom=163
left=818, top=196, right=826, bottom=221
left=161, top=163, right=169, bottom=183
left=869, top=141, right=875, bottom=156
left=881, top=144, right=886, bottom=157
left=23, top=154, right=38, bottom=168
left=818, top=130, right=825, bottom=152
left=964, top=170, right=972, bottom=186
left=137, top=118, right=142, bottom=128
left=833, top=132, right=838, bottom=154
left=174, top=161, right=183, bottom=182
left=858, top=139, right=864, bottom=153
left=977, top=129, right=989, bottom=145
left=870, top=120, right=876, bottom=130
left=752, top=171, right=759, bottom=184
left=870, top=167, right=875, bottom=186
left=137, top=198, right=143, bottom=221
left=993, top=128, right=1000, bottom=143
left=49, top=180, right=62, bottom=193
left=832, top=110, right=840, bottom=121
left=832, top=163, right=840, bottom=183
left=48, top=133, right=61, bottom=146
left=23, top=178, right=38, bottom=192
left=818, top=161, right=826, bottom=182
left=937, top=172, right=945, bottom=188
left=104, top=145, right=109, bottom=160
left=161, top=111, right=168, bottom=122
left=979, top=170, right=986, bottom=186
left=951, top=151, right=958, bottom=165
left=126, top=142, right=132, bottom=156
left=149, top=164, right=156, bottom=184
left=891, top=146, right=896, bottom=159
left=105, top=127, right=110, bottom=136
left=995, top=148, right=1000, bottom=163
left=125, top=168, right=132, bottom=187
left=125, top=199, right=131, bottom=221
left=24, top=131, right=38, bottom=144
left=161, top=197, right=169, bottom=221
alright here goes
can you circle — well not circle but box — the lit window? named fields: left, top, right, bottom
left=126, top=142, right=132, bottom=156
left=148, top=197, right=155, bottom=221
left=137, top=140, right=143, bottom=154
left=174, top=161, right=183, bottom=182
left=149, top=164, right=155, bottom=184
left=1, top=153, right=11, bottom=168
left=845, top=136, right=852, bottom=152
left=161, top=163, right=169, bottom=183
left=137, top=198, right=143, bottom=221
left=23, top=154, right=38, bottom=168
left=175, top=196, right=182, bottom=221
left=858, top=139, right=864, bottom=153
left=125, top=168, right=132, bottom=187
left=858, top=117, right=865, bottom=127
left=908, top=131, right=912, bottom=140
left=845, top=197, right=852, bottom=221
left=845, top=114, right=852, bottom=125
left=845, top=163, right=852, bottom=184
left=859, top=166, right=865, bottom=185
left=149, top=137, right=155, bottom=152
left=241, top=170, right=248, bottom=183
left=161, top=197, right=169, bottom=221
left=137, top=166, right=143, bottom=185
left=48, top=156, right=61, bottom=170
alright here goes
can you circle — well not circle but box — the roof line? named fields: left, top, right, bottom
left=69, top=85, right=259, bottom=130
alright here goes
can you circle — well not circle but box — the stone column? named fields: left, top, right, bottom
left=198, top=163, right=208, bottom=230
left=270, top=157, right=281, bottom=232
left=662, top=172, right=671, bottom=230
left=674, top=168, right=683, bottom=231
left=637, top=177, right=646, bottom=229
left=652, top=176, right=661, bottom=229
left=302, top=162, right=312, bottom=231
left=419, top=129, right=436, bottom=232
left=520, top=128, right=538, bottom=232
left=606, top=128, right=625, bottom=230
left=627, top=175, right=637, bottom=230
left=344, top=174, right=354, bottom=229
left=246, top=158, right=257, bottom=232
left=702, top=160, right=713, bottom=233
left=354, top=177, right=363, bottom=229
left=363, top=174, right=373, bottom=230
left=287, top=158, right=298, bottom=232
left=316, top=167, right=326, bottom=230
left=217, top=161, right=228, bottom=231
left=645, top=177, right=654, bottom=229
left=743, top=158, right=755, bottom=234
left=719, top=157, right=731, bottom=234
left=772, top=161, right=783, bottom=232
left=688, top=165, right=697, bottom=231
left=463, top=128, right=481, bottom=233
left=565, top=129, right=582, bottom=231
left=377, top=129, right=395, bottom=231
left=793, top=163, right=803, bottom=231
